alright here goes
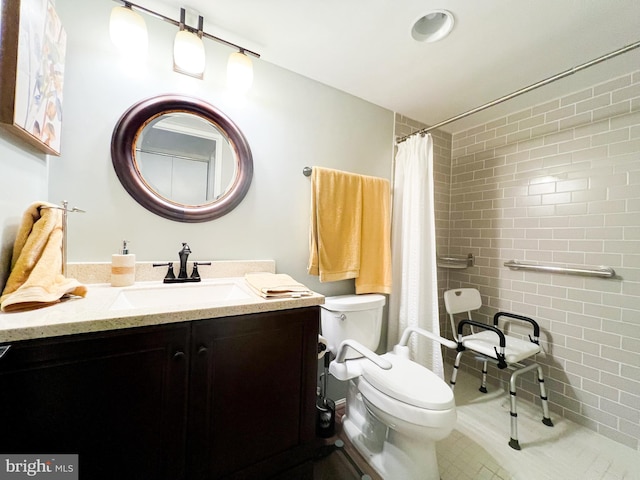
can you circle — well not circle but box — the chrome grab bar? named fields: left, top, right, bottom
left=504, top=260, right=615, bottom=278
left=437, top=253, right=474, bottom=269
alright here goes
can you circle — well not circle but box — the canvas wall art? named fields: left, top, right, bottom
left=0, top=0, right=67, bottom=156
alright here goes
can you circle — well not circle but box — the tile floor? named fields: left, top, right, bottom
left=314, top=367, right=640, bottom=480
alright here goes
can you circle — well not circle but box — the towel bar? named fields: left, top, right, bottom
left=504, top=260, right=615, bottom=278
left=41, top=201, right=86, bottom=276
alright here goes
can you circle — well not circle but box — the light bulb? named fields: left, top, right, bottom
left=109, top=6, right=148, bottom=56
left=173, top=30, right=206, bottom=78
left=227, top=51, right=253, bottom=94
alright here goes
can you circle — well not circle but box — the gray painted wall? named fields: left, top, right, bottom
left=0, top=138, right=48, bottom=292
left=0, top=0, right=394, bottom=300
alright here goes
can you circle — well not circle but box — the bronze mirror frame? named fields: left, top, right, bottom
left=111, top=94, right=253, bottom=222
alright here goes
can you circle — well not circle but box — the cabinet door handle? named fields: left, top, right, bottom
left=197, top=346, right=208, bottom=355
left=0, top=345, right=11, bottom=360
left=173, top=350, right=186, bottom=359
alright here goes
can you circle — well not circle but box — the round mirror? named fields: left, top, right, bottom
left=111, top=95, right=253, bottom=222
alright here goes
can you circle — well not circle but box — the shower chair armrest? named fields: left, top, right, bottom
left=493, top=312, right=540, bottom=344
left=457, top=319, right=508, bottom=369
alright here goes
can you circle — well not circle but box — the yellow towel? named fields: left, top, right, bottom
left=0, top=201, right=87, bottom=312
left=308, top=167, right=362, bottom=282
left=356, top=175, right=392, bottom=294
left=307, top=167, right=392, bottom=294
left=244, top=273, right=313, bottom=298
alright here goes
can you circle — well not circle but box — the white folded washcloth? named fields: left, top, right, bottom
left=244, top=273, right=313, bottom=299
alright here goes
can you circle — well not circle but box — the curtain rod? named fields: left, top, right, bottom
left=396, top=40, right=640, bottom=144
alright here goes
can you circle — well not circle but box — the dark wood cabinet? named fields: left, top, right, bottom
left=0, top=323, right=190, bottom=479
left=0, top=306, right=319, bottom=479
left=188, top=308, right=319, bottom=479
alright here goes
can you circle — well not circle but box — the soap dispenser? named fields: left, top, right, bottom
left=111, top=240, right=136, bottom=287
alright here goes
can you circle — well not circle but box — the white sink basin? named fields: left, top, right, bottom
left=109, top=278, right=254, bottom=311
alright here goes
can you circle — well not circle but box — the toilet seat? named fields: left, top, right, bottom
left=362, top=354, right=454, bottom=410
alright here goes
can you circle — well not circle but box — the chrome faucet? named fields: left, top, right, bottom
left=152, top=243, right=211, bottom=283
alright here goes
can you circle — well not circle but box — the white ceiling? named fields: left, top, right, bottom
left=147, top=0, right=640, bottom=133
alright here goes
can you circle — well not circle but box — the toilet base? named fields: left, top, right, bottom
left=343, top=381, right=442, bottom=480
left=342, top=414, right=441, bottom=480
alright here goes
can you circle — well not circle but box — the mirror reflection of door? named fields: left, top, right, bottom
left=135, top=112, right=236, bottom=205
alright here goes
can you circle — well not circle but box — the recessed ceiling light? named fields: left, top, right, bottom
left=411, top=10, right=455, bottom=43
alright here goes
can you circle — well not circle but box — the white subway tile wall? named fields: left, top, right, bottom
left=395, top=69, right=640, bottom=451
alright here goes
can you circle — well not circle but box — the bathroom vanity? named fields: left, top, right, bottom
left=0, top=269, right=322, bottom=480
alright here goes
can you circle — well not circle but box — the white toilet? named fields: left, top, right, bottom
left=321, top=294, right=456, bottom=480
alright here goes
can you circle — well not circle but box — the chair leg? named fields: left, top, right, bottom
left=450, top=351, right=464, bottom=391
left=507, top=362, right=540, bottom=450
left=506, top=362, right=554, bottom=450
left=508, top=378, right=520, bottom=450
left=536, top=365, right=554, bottom=427
left=479, top=360, right=488, bottom=393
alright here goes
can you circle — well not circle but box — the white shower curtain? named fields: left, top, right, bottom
left=387, top=133, right=444, bottom=378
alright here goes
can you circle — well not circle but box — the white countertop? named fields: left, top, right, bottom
left=0, top=272, right=324, bottom=343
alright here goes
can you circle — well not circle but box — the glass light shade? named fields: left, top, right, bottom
left=173, top=30, right=206, bottom=78
left=109, top=6, right=148, bottom=55
left=227, top=51, right=254, bottom=94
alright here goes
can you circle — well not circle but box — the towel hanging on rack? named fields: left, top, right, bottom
left=0, top=201, right=86, bottom=312
left=307, top=167, right=391, bottom=294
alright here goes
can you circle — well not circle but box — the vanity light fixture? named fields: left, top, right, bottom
left=109, top=2, right=148, bottom=57
left=109, top=0, right=260, bottom=88
left=173, top=9, right=206, bottom=78
left=226, top=49, right=254, bottom=94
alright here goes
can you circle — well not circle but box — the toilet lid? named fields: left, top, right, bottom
left=362, top=354, right=454, bottom=410
left=322, top=294, right=386, bottom=312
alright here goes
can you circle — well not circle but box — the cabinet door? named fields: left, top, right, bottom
left=189, top=307, right=319, bottom=479
left=0, top=324, right=190, bottom=480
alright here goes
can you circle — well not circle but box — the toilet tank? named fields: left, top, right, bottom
left=321, top=294, right=386, bottom=359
